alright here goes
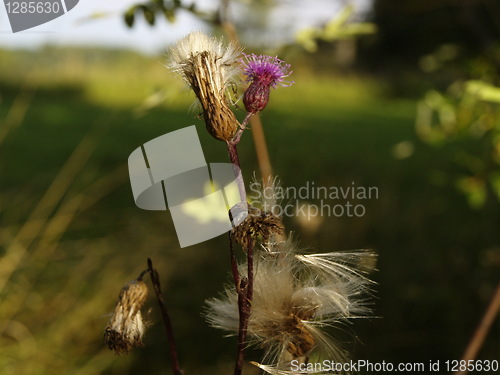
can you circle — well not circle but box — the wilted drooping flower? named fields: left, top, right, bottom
left=168, top=31, right=243, bottom=141
left=206, top=239, right=376, bottom=374
left=241, top=54, right=293, bottom=113
left=105, top=278, right=148, bottom=355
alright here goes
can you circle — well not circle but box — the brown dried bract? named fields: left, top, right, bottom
left=186, top=52, right=239, bottom=141
left=285, top=313, right=316, bottom=359
left=231, top=205, right=284, bottom=248
left=104, top=279, right=148, bottom=355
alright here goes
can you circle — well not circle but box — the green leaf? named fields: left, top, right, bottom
left=465, top=80, right=500, bottom=103
left=324, top=4, right=354, bottom=38
left=164, top=8, right=176, bottom=23
left=295, top=5, right=376, bottom=51
left=456, top=176, right=486, bottom=209
left=295, top=28, right=320, bottom=52
left=124, top=7, right=136, bottom=28
left=142, top=6, right=156, bottom=26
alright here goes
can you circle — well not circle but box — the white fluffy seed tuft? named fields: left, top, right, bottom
left=206, top=238, right=376, bottom=372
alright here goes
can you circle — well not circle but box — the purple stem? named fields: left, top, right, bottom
left=231, top=112, right=254, bottom=144
left=147, top=258, right=184, bottom=375
left=227, top=142, right=246, bottom=203
left=230, top=234, right=254, bottom=375
left=229, top=235, right=245, bottom=375
left=245, top=233, right=254, bottom=304
left=227, top=114, right=256, bottom=375
left=229, top=234, right=240, bottom=292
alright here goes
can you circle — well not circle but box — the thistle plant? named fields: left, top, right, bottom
left=104, top=31, right=375, bottom=375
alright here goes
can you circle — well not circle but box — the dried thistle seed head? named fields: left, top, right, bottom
left=104, top=279, right=148, bottom=355
left=167, top=31, right=243, bottom=141
left=206, top=240, right=376, bottom=371
left=283, top=313, right=317, bottom=358
left=231, top=205, right=284, bottom=248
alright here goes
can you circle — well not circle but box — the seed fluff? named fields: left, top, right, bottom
left=206, top=238, right=376, bottom=374
left=167, top=31, right=243, bottom=141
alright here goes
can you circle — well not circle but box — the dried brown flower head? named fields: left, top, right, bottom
left=231, top=204, right=284, bottom=248
left=104, top=278, right=148, bottom=355
left=167, top=31, right=243, bottom=141
left=206, top=239, right=376, bottom=374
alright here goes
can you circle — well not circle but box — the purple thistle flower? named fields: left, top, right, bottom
left=240, top=53, right=293, bottom=113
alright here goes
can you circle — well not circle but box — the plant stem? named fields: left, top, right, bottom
left=234, top=279, right=248, bottom=375
left=226, top=147, right=248, bottom=375
left=219, top=5, right=261, bottom=371
left=229, top=234, right=240, bottom=291
left=147, top=258, right=184, bottom=375
left=230, top=233, right=254, bottom=375
left=227, top=134, right=256, bottom=375
left=227, top=141, right=246, bottom=204
left=229, top=235, right=245, bottom=375
left=234, top=278, right=249, bottom=375
left=455, top=283, right=500, bottom=375
left=248, top=114, right=273, bottom=187
left=227, top=112, right=253, bottom=204
left=227, top=112, right=253, bottom=208
left=231, top=112, right=253, bottom=145
left=245, top=233, right=254, bottom=304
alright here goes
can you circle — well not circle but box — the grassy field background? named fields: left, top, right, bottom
left=0, top=46, right=498, bottom=374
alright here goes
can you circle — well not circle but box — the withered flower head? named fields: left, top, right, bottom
left=232, top=178, right=285, bottom=248
left=105, top=278, right=148, bottom=355
left=206, top=239, right=376, bottom=374
left=167, top=31, right=243, bottom=141
left=231, top=204, right=284, bottom=248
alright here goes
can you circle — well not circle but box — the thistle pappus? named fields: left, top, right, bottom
left=206, top=238, right=376, bottom=374
left=167, top=31, right=243, bottom=141
left=104, top=278, right=148, bottom=355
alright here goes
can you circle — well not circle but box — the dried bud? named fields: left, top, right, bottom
left=167, top=32, right=243, bottom=141
left=104, top=279, right=148, bottom=355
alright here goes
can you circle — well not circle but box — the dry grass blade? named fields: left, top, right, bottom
left=0, top=119, right=107, bottom=293
left=0, top=79, right=37, bottom=147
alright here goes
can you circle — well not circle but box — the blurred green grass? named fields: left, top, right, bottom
left=0, top=47, right=498, bottom=374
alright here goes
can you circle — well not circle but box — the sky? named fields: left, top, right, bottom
left=0, top=0, right=372, bottom=55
